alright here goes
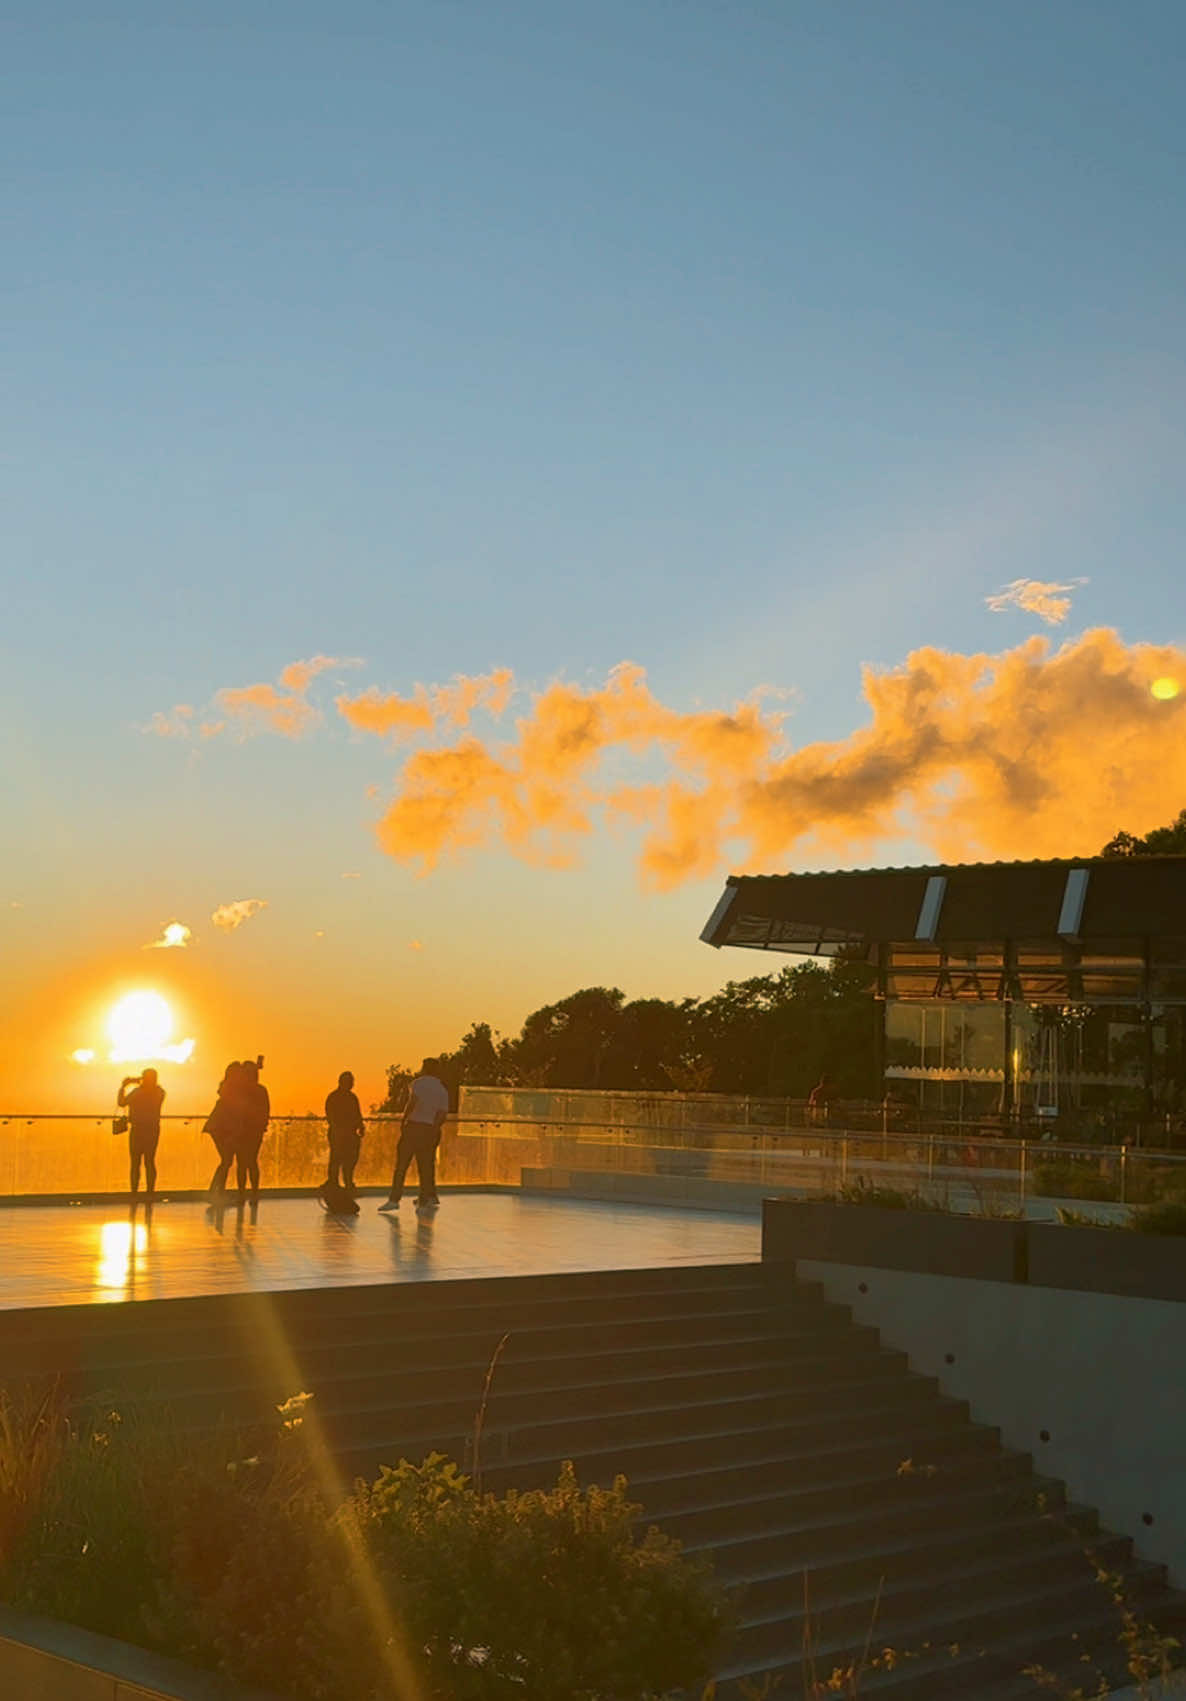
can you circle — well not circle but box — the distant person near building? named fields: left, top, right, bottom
left=808, top=1072, right=836, bottom=1124
left=235, top=1058, right=270, bottom=1205
left=117, top=1068, right=165, bottom=1203
left=379, top=1058, right=450, bottom=1212
left=324, top=1070, right=366, bottom=1195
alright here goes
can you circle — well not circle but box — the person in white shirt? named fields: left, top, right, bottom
left=378, top=1058, right=450, bottom=1211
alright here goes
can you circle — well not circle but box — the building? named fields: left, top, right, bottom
left=701, top=855, right=1186, bottom=1128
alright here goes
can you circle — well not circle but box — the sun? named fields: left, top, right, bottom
left=107, top=990, right=195, bottom=1064
left=1151, top=676, right=1180, bottom=701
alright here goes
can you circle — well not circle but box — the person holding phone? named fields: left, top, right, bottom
left=117, top=1068, right=165, bottom=1203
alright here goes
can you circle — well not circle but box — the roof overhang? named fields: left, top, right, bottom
left=700, top=856, right=1186, bottom=1003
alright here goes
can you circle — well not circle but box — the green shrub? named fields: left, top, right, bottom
left=1055, top=1206, right=1118, bottom=1229
left=834, top=1178, right=945, bottom=1212
left=351, top=1453, right=727, bottom=1701
left=0, top=1391, right=724, bottom=1701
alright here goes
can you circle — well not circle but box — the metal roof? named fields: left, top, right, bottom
left=700, top=855, right=1186, bottom=956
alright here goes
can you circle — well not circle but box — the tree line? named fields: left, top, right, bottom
left=378, top=960, right=880, bottom=1110
left=380, top=809, right=1186, bottom=1109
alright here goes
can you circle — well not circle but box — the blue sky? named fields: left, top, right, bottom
left=4, top=1, right=1185, bottom=1107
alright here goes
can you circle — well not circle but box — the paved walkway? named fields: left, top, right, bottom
left=0, top=1192, right=759, bottom=1311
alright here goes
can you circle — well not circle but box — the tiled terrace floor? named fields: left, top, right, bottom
left=0, top=1192, right=759, bottom=1311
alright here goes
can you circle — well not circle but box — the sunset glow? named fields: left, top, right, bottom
left=1151, top=677, right=1181, bottom=701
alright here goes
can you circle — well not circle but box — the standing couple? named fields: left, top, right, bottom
left=204, top=1058, right=270, bottom=1204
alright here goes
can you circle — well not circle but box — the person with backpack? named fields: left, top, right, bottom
left=322, top=1070, right=366, bottom=1209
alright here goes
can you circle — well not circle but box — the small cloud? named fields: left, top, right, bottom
left=280, top=654, right=364, bottom=694
left=341, top=871, right=362, bottom=880
left=9, top=901, right=22, bottom=910
left=143, top=705, right=195, bottom=738
left=211, top=898, right=268, bottom=932
left=146, top=920, right=192, bottom=950
left=408, top=939, right=424, bottom=952
left=314, top=929, right=326, bottom=938
left=985, top=578, right=1087, bottom=626
left=72, top=1048, right=95, bottom=1065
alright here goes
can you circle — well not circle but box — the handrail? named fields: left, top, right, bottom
left=2, top=1112, right=1185, bottom=1166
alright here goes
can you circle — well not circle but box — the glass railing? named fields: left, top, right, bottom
left=3, top=1106, right=1185, bottom=1213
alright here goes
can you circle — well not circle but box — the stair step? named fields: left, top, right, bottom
left=730, top=1556, right=1171, bottom=1678
left=699, top=1479, right=1078, bottom=1586
left=652, top=1449, right=1036, bottom=1543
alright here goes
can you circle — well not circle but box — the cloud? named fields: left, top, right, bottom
left=144, top=705, right=195, bottom=737
left=336, top=668, right=515, bottom=742
left=368, top=633, right=1186, bottom=886
left=211, top=898, right=268, bottom=932
left=408, top=939, right=424, bottom=951
left=279, top=654, right=362, bottom=694
left=985, top=578, right=1087, bottom=626
left=146, top=921, right=192, bottom=950
left=341, top=871, right=362, bottom=879
left=147, top=657, right=362, bottom=742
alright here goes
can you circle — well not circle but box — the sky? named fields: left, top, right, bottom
left=4, top=0, right=1186, bottom=1112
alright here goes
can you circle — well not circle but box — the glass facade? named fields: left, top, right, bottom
left=884, top=997, right=1186, bottom=1127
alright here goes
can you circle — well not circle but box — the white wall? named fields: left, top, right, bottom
left=797, top=1259, right=1186, bottom=1586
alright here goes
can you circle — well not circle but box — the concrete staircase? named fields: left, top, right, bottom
left=2, top=1262, right=1182, bottom=1697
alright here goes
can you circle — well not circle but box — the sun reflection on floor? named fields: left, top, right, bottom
left=97, top=1218, right=148, bottom=1291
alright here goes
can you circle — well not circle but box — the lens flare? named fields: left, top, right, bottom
left=1151, top=677, right=1180, bottom=701
left=72, top=1048, right=96, bottom=1065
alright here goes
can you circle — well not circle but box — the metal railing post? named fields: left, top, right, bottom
left=1019, top=1138, right=1028, bottom=1212
left=1120, top=1143, right=1128, bottom=1206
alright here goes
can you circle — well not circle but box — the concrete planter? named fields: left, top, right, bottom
left=1028, top=1221, right=1186, bottom=1301
left=0, top=1605, right=281, bottom=1701
left=762, top=1197, right=1025, bottom=1282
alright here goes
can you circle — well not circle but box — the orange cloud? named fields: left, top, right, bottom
left=336, top=668, right=515, bottom=741
left=986, top=577, right=1087, bottom=625
left=149, top=657, right=362, bottom=742
left=216, top=681, right=321, bottom=739
left=370, top=633, right=1186, bottom=887
left=211, top=897, right=268, bottom=932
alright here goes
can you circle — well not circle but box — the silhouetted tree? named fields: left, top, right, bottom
left=1100, top=808, right=1186, bottom=857
left=381, top=956, right=879, bottom=1102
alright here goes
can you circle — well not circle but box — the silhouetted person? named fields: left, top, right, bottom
left=235, top=1059, right=270, bottom=1204
left=118, top=1068, right=165, bottom=1202
left=324, top=1070, right=365, bottom=1193
left=204, top=1061, right=245, bottom=1197
left=379, top=1058, right=449, bottom=1212
left=808, top=1073, right=836, bottom=1124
